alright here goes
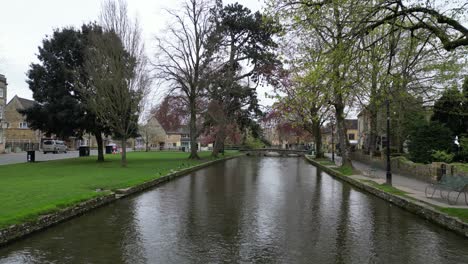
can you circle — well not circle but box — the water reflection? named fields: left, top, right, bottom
left=0, top=157, right=467, bottom=264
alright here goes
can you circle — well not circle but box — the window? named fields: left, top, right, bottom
left=19, top=122, right=28, bottom=129
left=348, top=133, right=355, bottom=140
left=0, top=106, right=3, bottom=119
left=173, top=143, right=176, bottom=147
left=0, top=88, right=3, bottom=98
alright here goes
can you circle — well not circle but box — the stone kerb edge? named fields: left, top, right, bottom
left=304, top=156, right=468, bottom=238
left=0, top=154, right=244, bottom=247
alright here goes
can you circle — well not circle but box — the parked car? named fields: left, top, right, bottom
left=43, top=140, right=67, bottom=154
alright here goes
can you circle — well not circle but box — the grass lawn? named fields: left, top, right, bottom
left=0, top=151, right=239, bottom=229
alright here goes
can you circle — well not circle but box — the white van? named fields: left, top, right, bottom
left=43, top=140, right=67, bottom=154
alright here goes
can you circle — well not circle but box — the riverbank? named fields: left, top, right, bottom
left=305, top=155, right=468, bottom=238
left=0, top=151, right=242, bottom=246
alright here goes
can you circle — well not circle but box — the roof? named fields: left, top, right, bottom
left=321, top=119, right=358, bottom=134
left=7, top=95, right=36, bottom=110
left=17, top=97, right=35, bottom=109
left=166, top=126, right=190, bottom=135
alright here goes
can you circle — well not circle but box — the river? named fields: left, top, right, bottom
left=0, top=157, right=467, bottom=263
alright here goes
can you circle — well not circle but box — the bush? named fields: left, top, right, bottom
left=454, top=136, right=468, bottom=162
left=407, top=121, right=453, bottom=164
left=431, top=150, right=455, bottom=163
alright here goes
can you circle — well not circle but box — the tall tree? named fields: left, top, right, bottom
left=205, top=2, right=281, bottom=157
left=154, top=0, right=217, bottom=159
left=22, top=24, right=109, bottom=162
left=84, top=0, right=149, bottom=167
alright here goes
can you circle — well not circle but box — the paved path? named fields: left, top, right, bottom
left=324, top=153, right=468, bottom=208
left=0, top=150, right=99, bottom=166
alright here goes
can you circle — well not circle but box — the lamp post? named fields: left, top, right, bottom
left=386, top=99, right=392, bottom=185
left=331, top=121, right=335, bottom=162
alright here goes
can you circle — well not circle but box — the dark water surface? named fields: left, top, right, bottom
left=0, top=157, right=467, bottom=263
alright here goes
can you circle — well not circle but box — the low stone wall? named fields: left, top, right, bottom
left=0, top=154, right=243, bottom=247
left=350, top=152, right=435, bottom=182
left=305, top=156, right=468, bottom=238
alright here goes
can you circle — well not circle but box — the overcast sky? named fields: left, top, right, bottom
left=0, top=0, right=269, bottom=107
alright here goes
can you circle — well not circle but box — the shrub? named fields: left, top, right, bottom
left=431, top=150, right=455, bottom=163
left=407, top=121, right=453, bottom=164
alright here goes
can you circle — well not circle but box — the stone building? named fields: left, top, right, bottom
left=4, top=95, right=42, bottom=151
left=0, top=74, right=7, bottom=153
left=321, top=119, right=359, bottom=153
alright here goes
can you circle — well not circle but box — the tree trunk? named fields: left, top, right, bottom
left=335, top=103, right=353, bottom=167
left=188, top=98, right=200, bottom=159
left=212, top=124, right=226, bottom=158
left=145, top=137, right=149, bottom=152
left=121, top=138, right=127, bottom=167
left=369, top=106, right=378, bottom=158
left=313, top=121, right=323, bottom=158
left=95, top=132, right=104, bottom=162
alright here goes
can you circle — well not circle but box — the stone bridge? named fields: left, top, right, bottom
left=241, top=148, right=309, bottom=157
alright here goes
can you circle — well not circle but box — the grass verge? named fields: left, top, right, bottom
left=0, top=151, right=240, bottom=229
left=335, top=165, right=355, bottom=176
left=360, top=180, right=409, bottom=197
left=309, top=156, right=468, bottom=225
left=437, top=208, right=468, bottom=222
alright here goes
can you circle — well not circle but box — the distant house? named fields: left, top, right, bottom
left=345, top=119, right=359, bottom=147
left=166, top=126, right=192, bottom=149
left=321, top=119, right=359, bottom=153
left=0, top=74, right=7, bottom=153
left=4, top=95, right=43, bottom=151
left=136, top=117, right=198, bottom=151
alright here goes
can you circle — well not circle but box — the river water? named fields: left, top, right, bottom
left=0, top=157, right=467, bottom=263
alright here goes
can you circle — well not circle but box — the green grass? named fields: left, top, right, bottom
left=335, top=165, right=355, bottom=176
left=438, top=208, right=468, bottom=222
left=0, top=151, right=240, bottom=228
left=360, top=180, right=409, bottom=196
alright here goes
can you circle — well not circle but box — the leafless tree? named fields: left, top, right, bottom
left=153, top=0, right=217, bottom=159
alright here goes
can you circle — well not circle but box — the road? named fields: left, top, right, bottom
left=0, top=150, right=99, bottom=166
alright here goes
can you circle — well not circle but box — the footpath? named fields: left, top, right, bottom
left=325, top=153, right=468, bottom=208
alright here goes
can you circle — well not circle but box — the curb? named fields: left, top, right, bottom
left=305, top=156, right=468, bottom=238
left=0, top=154, right=243, bottom=247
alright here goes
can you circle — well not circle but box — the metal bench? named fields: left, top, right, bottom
left=425, top=175, right=468, bottom=205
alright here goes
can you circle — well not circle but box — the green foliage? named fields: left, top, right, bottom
left=456, top=136, right=468, bottom=162
left=407, top=121, right=453, bottom=163
left=22, top=24, right=109, bottom=139
left=243, top=129, right=265, bottom=149
left=0, top=151, right=239, bottom=228
left=432, top=86, right=467, bottom=136
left=431, top=150, right=455, bottom=163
